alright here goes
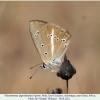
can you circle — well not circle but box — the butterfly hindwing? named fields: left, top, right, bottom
left=39, top=23, right=71, bottom=67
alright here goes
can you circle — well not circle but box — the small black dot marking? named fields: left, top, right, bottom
left=61, top=39, right=66, bottom=42
left=50, top=34, right=53, bottom=36
left=41, top=44, right=44, bottom=47
left=56, top=27, right=58, bottom=29
left=36, top=31, right=39, bottom=34
left=44, top=52, right=48, bottom=55
left=57, top=38, right=59, bottom=41
left=63, top=39, right=66, bottom=42
left=34, top=34, right=37, bottom=37
left=64, top=44, right=67, bottom=47
left=54, top=35, right=56, bottom=39
left=61, top=30, right=63, bottom=33
left=47, top=34, right=50, bottom=38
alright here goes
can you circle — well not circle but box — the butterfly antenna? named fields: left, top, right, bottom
left=30, top=63, right=42, bottom=69
left=30, top=66, right=41, bottom=79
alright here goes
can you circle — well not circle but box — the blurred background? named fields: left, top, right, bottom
left=0, top=1, right=100, bottom=94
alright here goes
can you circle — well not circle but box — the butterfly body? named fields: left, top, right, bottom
left=29, top=20, right=71, bottom=70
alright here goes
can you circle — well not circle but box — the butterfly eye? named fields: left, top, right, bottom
left=41, top=44, right=44, bottom=47
left=41, top=64, right=47, bottom=69
left=44, top=52, right=48, bottom=56
left=42, top=64, right=46, bottom=69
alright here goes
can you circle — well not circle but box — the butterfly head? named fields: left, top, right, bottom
left=41, top=63, right=48, bottom=69
left=41, top=62, right=58, bottom=69
left=41, top=57, right=63, bottom=70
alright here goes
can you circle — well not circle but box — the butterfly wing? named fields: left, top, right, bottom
left=38, top=23, right=71, bottom=68
left=29, top=21, right=71, bottom=68
left=29, top=20, right=47, bottom=56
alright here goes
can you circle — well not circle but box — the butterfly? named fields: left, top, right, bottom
left=29, top=20, right=71, bottom=71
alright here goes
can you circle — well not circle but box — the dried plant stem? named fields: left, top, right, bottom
left=66, top=79, right=68, bottom=94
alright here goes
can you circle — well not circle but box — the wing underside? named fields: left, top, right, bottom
left=29, top=20, right=71, bottom=67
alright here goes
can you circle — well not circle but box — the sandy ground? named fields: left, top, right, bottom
left=0, top=1, right=100, bottom=94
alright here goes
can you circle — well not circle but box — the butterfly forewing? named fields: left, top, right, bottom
left=29, top=20, right=47, bottom=56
